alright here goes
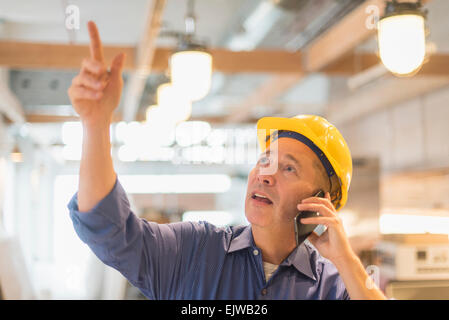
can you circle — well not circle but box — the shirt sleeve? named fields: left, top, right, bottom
left=67, top=177, right=213, bottom=299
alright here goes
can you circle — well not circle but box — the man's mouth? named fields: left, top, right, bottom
left=251, top=192, right=273, bottom=205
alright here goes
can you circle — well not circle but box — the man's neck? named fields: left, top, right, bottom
left=251, top=224, right=297, bottom=265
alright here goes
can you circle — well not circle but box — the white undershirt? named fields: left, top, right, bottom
left=263, top=261, right=279, bottom=282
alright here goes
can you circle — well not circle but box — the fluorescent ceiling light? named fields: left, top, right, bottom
left=118, top=174, right=232, bottom=194
left=182, top=210, right=234, bottom=227
left=380, top=213, right=449, bottom=235
left=56, top=174, right=232, bottom=194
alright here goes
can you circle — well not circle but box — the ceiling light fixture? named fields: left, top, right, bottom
left=170, top=45, right=212, bottom=101
left=162, top=0, right=213, bottom=101
left=377, top=0, right=428, bottom=76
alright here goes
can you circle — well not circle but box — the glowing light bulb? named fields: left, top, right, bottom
left=378, top=14, right=426, bottom=76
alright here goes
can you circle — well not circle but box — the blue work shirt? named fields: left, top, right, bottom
left=68, top=178, right=350, bottom=300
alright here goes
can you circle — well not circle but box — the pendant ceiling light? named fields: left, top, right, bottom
left=377, top=0, right=428, bottom=76
left=169, top=0, right=212, bottom=101
left=170, top=44, right=212, bottom=102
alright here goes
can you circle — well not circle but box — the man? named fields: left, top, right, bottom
left=67, top=21, right=387, bottom=300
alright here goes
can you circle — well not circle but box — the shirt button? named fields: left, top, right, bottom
left=261, top=288, right=267, bottom=296
left=253, top=249, right=259, bottom=256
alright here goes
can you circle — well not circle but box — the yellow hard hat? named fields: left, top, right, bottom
left=256, top=115, right=352, bottom=210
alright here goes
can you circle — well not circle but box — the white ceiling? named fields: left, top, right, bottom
left=0, top=0, right=250, bottom=47
left=0, top=0, right=148, bottom=44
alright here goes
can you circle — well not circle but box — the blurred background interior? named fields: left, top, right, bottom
left=0, top=0, right=449, bottom=300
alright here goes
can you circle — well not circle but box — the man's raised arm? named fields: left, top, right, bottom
left=67, top=21, right=125, bottom=212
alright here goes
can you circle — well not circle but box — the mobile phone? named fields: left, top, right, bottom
left=294, top=190, right=325, bottom=246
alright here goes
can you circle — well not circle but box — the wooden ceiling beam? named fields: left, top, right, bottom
left=323, top=52, right=449, bottom=77
left=6, top=42, right=446, bottom=78
left=0, top=41, right=137, bottom=71
left=0, top=41, right=304, bottom=74
left=25, top=113, right=122, bottom=123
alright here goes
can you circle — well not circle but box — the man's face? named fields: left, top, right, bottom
left=245, top=137, right=322, bottom=229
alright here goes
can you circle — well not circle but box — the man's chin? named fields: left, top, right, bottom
left=244, top=206, right=273, bottom=227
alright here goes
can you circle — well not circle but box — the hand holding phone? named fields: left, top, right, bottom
left=294, top=190, right=325, bottom=246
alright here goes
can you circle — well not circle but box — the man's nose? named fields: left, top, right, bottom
left=257, top=172, right=275, bottom=186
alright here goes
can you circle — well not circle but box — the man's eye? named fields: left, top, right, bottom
left=284, top=165, right=295, bottom=172
left=258, top=156, right=270, bottom=165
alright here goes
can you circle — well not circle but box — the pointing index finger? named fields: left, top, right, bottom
left=88, top=21, right=105, bottom=62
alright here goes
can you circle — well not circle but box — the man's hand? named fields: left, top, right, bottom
left=297, top=192, right=354, bottom=265
left=68, top=21, right=125, bottom=126
left=298, top=192, right=387, bottom=299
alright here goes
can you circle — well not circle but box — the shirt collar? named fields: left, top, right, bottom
left=227, top=225, right=317, bottom=281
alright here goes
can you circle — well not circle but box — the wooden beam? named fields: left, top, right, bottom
left=0, top=41, right=304, bottom=74
left=324, top=52, right=449, bottom=77
left=4, top=40, right=446, bottom=76
left=25, top=115, right=80, bottom=123
left=418, top=54, right=449, bottom=76
left=122, top=0, right=166, bottom=122
left=327, top=75, right=449, bottom=126
left=210, top=49, right=303, bottom=74
left=153, top=48, right=304, bottom=74
left=0, top=41, right=136, bottom=71
left=25, top=113, right=122, bottom=123
left=322, top=52, right=380, bottom=75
